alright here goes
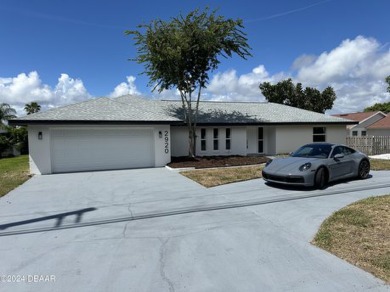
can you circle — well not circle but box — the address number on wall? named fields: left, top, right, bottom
left=164, top=130, right=169, bottom=154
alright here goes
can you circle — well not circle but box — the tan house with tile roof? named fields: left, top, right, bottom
left=333, top=111, right=388, bottom=137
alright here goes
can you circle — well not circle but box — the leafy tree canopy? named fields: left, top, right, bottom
left=126, top=8, right=251, bottom=95
left=364, top=102, right=390, bottom=113
left=126, top=8, right=251, bottom=156
left=259, top=79, right=336, bottom=113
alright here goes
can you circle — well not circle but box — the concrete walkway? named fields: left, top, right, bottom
left=0, top=168, right=389, bottom=291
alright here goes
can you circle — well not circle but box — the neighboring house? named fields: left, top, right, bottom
left=332, top=111, right=389, bottom=136
left=9, top=95, right=354, bottom=174
left=366, top=114, right=390, bottom=136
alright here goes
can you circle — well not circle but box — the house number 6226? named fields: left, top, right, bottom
left=164, top=131, right=169, bottom=154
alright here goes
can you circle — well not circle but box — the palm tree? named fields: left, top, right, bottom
left=0, top=103, right=17, bottom=129
left=24, top=102, right=41, bottom=115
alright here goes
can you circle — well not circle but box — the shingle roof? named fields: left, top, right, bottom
left=10, top=95, right=354, bottom=125
left=160, top=100, right=353, bottom=124
left=11, top=96, right=180, bottom=123
left=332, top=111, right=384, bottom=122
left=367, top=115, right=390, bottom=129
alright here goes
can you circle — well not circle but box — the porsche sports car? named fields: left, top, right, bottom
left=262, top=143, right=370, bottom=188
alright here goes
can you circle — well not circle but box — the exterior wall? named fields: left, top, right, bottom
left=170, top=126, right=247, bottom=157
left=367, top=129, right=390, bottom=136
left=28, top=124, right=171, bottom=175
left=275, top=125, right=347, bottom=154
left=172, top=124, right=347, bottom=157
left=28, top=125, right=52, bottom=174
left=153, top=125, right=171, bottom=167
left=196, top=126, right=247, bottom=156
left=246, top=126, right=276, bottom=155
left=170, top=127, right=188, bottom=157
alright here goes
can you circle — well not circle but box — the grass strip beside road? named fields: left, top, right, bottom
left=370, top=158, right=390, bottom=170
left=0, top=155, right=30, bottom=198
left=313, top=195, right=390, bottom=283
left=180, top=165, right=264, bottom=187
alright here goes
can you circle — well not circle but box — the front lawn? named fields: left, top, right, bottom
left=313, top=195, right=390, bottom=283
left=0, top=155, right=30, bottom=198
left=181, top=165, right=264, bottom=187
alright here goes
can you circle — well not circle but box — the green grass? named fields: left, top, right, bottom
left=313, top=195, right=390, bottom=283
left=181, top=165, right=264, bottom=187
left=0, top=155, right=30, bottom=197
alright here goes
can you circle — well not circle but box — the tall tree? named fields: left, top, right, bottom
left=126, top=8, right=251, bottom=157
left=386, top=75, right=390, bottom=93
left=259, top=79, right=336, bottom=113
left=24, top=102, right=41, bottom=115
left=364, top=102, right=390, bottom=113
left=0, top=103, right=17, bottom=129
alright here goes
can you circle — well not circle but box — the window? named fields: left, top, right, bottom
left=352, top=131, right=358, bottom=137
left=361, top=131, right=367, bottom=136
left=225, top=128, right=231, bottom=150
left=331, top=146, right=355, bottom=158
left=201, top=128, right=206, bottom=151
left=313, top=127, right=326, bottom=142
left=213, top=128, right=219, bottom=150
left=258, top=127, right=264, bottom=153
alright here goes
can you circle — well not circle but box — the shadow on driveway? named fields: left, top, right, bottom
left=0, top=207, right=97, bottom=231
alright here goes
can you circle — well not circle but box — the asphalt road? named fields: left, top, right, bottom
left=0, top=168, right=389, bottom=292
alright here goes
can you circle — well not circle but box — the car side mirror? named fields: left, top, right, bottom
left=334, top=153, right=344, bottom=160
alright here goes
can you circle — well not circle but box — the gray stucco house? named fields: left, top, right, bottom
left=10, top=95, right=354, bottom=174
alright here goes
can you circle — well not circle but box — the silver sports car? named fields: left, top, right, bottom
left=262, top=143, right=370, bottom=188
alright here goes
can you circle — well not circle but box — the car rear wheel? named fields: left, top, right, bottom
left=358, top=159, right=370, bottom=179
left=314, top=167, right=327, bottom=189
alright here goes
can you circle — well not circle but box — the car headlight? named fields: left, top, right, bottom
left=299, top=162, right=312, bottom=171
left=265, top=159, right=273, bottom=167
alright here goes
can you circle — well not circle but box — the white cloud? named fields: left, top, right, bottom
left=205, top=65, right=287, bottom=102
left=1, top=36, right=389, bottom=116
left=54, top=74, right=91, bottom=106
left=202, top=36, right=390, bottom=113
left=0, top=71, right=91, bottom=115
left=109, top=76, right=139, bottom=98
left=294, top=36, right=390, bottom=113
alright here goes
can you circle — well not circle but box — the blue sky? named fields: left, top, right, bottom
left=1, top=0, right=390, bottom=115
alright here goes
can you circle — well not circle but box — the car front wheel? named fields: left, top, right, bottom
left=314, top=167, right=327, bottom=189
left=358, top=159, right=370, bottom=179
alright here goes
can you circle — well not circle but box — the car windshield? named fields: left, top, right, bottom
left=291, top=144, right=332, bottom=159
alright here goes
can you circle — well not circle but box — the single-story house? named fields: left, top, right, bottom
left=332, top=111, right=389, bottom=136
left=9, top=95, right=355, bottom=174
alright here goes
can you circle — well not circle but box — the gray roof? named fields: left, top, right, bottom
left=10, top=95, right=354, bottom=125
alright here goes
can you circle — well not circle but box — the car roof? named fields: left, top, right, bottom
left=303, top=142, right=336, bottom=147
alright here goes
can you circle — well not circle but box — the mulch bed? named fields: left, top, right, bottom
left=167, top=155, right=269, bottom=169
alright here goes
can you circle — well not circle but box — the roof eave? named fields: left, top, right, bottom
left=8, top=120, right=183, bottom=126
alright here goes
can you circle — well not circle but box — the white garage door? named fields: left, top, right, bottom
left=51, top=128, right=155, bottom=173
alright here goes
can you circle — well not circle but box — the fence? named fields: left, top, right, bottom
left=346, top=136, right=390, bottom=155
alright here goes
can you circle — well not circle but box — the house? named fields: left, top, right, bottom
left=9, top=95, right=354, bottom=174
left=332, top=111, right=389, bottom=136
left=366, top=114, right=390, bottom=136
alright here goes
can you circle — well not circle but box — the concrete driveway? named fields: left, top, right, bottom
left=0, top=168, right=389, bottom=292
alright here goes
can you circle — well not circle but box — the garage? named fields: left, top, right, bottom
left=50, top=128, right=155, bottom=173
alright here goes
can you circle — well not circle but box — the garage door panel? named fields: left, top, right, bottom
left=51, top=128, right=154, bottom=173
